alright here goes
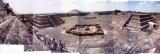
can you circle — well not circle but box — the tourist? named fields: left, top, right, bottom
left=155, top=46, right=160, bottom=53
left=34, top=30, right=38, bottom=35
left=21, top=15, right=25, bottom=22
left=44, top=36, right=47, bottom=45
left=58, top=41, right=65, bottom=52
left=28, top=26, right=33, bottom=34
left=37, top=34, right=42, bottom=41
left=41, top=34, right=45, bottom=41
left=52, top=39, right=57, bottom=50
left=47, top=41, right=52, bottom=50
left=0, top=35, right=5, bottom=43
left=47, top=38, right=57, bottom=52
left=34, top=30, right=43, bottom=41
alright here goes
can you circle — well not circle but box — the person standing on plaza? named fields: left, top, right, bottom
left=58, top=41, right=65, bottom=52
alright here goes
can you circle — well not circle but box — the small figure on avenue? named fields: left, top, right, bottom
left=58, top=41, right=65, bottom=52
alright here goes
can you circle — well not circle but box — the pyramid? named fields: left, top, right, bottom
left=124, top=14, right=155, bottom=32
left=69, top=9, right=81, bottom=14
left=86, top=12, right=97, bottom=19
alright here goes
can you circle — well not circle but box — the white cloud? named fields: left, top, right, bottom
left=4, top=0, right=160, bottom=14
left=75, top=0, right=111, bottom=12
left=111, top=0, right=128, bottom=2
left=129, top=0, right=159, bottom=1
left=133, top=1, right=160, bottom=12
left=4, top=0, right=32, bottom=14
left=58, top=0, right=77, bottom=13
left=111, top=1, right=128, bottom=11
left=32, top=0, right=63, bottom=13
left=5, top=0, right=112, bottom=14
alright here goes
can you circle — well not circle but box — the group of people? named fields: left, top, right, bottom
left=34, top=30, right=66, bottom=52
left=47, top=39, right=65, bottom=52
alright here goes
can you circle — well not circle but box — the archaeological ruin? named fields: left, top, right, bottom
left=66, top=24, right=104, bottom=36
left=0, top=0, right=160, bottom=54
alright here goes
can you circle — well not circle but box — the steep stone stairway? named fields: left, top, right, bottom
left=48, top=15, right=64, bottom=26
left=0, top=15, right=33, bottom=44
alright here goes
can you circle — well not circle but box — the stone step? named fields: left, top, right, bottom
left=32, top=20, right=51, bottom=25
left=33, top=17, right=50, bottom=21
left=32, top=15, right=52, bottom=27
left=127, top=21, right=141, bottom=28
left=33, top=23, right=51, bottom=27
left=32, top=15, right=65, bottom=28
left=141, top=19, right=155, bottom=23
left=127, top=24, right=141, bottom=29
left=127, top=24, right=149, bottom=29
left=132, top=17, right=152, bottom=20
left=141, top=16, right=152, bottom=18
left=32, top=23, right=51, bottom=28
left=139, top=15, right=151, bottom=17
left=33, top=15, right=50, bottom=21
left=130, top=18, right=155, bottom=24
left=36, top=15, right=49, bottom=18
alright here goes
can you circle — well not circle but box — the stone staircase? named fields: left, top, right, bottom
left=48, top=15, right=65, bottom=26
left=113, top=14, right=130, bottom=29
left=0, top=15, right=33, bottom=44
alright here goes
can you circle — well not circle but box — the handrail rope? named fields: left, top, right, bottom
left=48, top=15, right=55, bottom=27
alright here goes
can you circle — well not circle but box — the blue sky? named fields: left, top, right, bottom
left=3, top=0, right=160, bottom=14
left=128, top=1, right=160, bottom=12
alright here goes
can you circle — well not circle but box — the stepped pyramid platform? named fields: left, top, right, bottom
left=32, top=15, right=52, bottom=28
left=125, top=14, right=156, bottom=32
left=66, top=24, right=104, bottom=36
left=32, top=15, right=65, bottom=28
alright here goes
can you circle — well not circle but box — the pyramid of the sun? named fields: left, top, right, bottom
left=126, top=14, right=155, bottom=31
left=69, top=9, right=81, bottom=14
left=87, top=12, right=97, bottom=18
